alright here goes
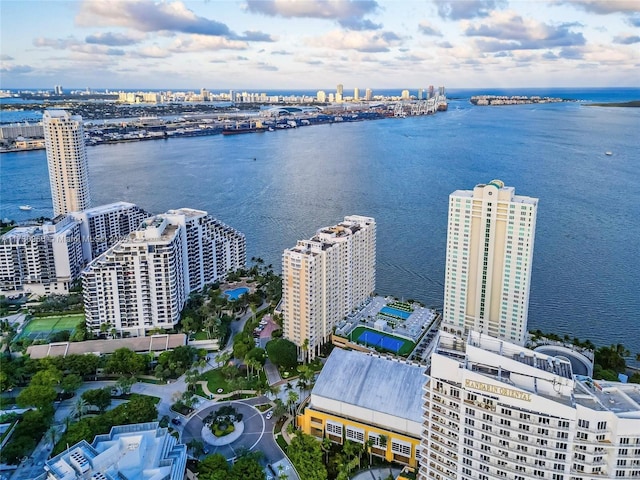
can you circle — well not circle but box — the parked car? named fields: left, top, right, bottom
left=266, top=411, right=273, bottom=419
left=171, top=417, right=181, bottom=425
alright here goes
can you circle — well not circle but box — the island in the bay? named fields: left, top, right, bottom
left=470, top=94, right=573, bottom=105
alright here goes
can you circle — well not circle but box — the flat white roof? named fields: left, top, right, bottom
left=312, top=348, right=427, bottom=422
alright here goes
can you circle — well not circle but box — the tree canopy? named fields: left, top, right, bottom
left=266, top=339, right=298, bottom=369
left=287, top=433, right=327, bottom=480
left=105, top=348, right=147, bottom=375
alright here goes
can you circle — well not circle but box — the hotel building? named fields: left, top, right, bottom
left=82, top=209, right=245, bottom=335
left=70, top=201, right=149, bottom=263
left=0, top=215, right=83, bottom=295
left=419, top=330, right=640, bottom=480
left=282, top=215, right=375, bottom=360
left=442, top=180, right=538, bottom=345
left=298, top=348, right=426, bottom=468
left=43, top=110, right=91, bottom=216
left=45, top=422, right=186, bottom=480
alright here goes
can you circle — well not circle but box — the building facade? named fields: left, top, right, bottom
left=82, top=209, right=245, bottom=336
left=282, top=215, right=375, bottom=360
left=43, top=110, right=91, bottom=216
left=45, top=422, right=186, bottom=480
left=70, top=201, right=148, bottom=263
left=298, top=348, right=426, bottom=468
left=167, top=208, right=246, bottom=292
left=419, top=330, right=640, bottom=480
left=442, top=180, right=538, bottom=345
left=0, top=215, right=83, bottom=295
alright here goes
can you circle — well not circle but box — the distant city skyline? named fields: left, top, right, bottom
left=1, top=0, right=639, bottom=90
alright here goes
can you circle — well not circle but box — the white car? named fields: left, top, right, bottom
left=266, top=411, right=273, bottom=419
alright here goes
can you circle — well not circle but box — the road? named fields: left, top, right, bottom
left=9, top=381, right=116, bottom=480
left=8, top=301, right=291, bottom=480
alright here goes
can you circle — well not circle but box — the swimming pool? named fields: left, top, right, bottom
left=225, top=287, right=249, bottom=300
left=379, top=306, right=412, bottom=320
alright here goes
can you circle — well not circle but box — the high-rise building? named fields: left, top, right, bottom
left=70, top=202, right=148, bottom=263
left=365, top=88, right=372, bottom=101
left=0, top=215, right=83, bottom=295
left=83, top=214, right=189, bottom=336
left=82, top=209, right=245, bottom=336
left=336, top=84, right=344, bottom=96
left=53, top=85, right=63, bottom=95
left=442, top=180, right=538, bottom=345
left=401, top=89, right=410, bottom=100
left=419, top=330, right=640, bottom=480
left=282, top=215, right=376, bottom=360
left=43, top=110, right=91, bottom=216
left=354, top=88, right=360, bottom=101
left=166, top=208, right=246, bottom=292
left=316, top=90, right=327, bottom=103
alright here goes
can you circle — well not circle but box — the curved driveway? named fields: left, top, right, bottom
left=182, top=397, right=284, bottom=465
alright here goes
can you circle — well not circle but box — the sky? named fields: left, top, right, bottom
left=1, top=0, right=639, bottom=90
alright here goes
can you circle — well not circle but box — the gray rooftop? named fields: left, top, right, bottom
left=27, top=334, right=186, bottom=358
left=312, top=348, right=427, bottom=422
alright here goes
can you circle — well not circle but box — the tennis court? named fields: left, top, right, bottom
left=350, top=326, right=415, bottom=356
left=16, top=314, right=84, bottom=341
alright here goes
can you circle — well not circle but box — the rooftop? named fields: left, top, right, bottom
left=27, top=333, right=186, bottom=359
left=573, top=377, right=640, bottom=416
left=74, top=201, right=139, bottom=216
left=312, top=348, right=427, bottom=422
left=45, top=422, right=186, bottom=480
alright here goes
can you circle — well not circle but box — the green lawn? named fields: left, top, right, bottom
left=193, top=331, right=210, bottom=341
left=349, top=326, right=415, bottom=356
left=199, top=369, right=231, bottom=394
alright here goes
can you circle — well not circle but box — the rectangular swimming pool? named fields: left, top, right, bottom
left=379, top=306, right=412, bottom=320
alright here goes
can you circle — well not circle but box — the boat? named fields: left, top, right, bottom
left=222, top=121, right=267, bottom=135
left=19, top=205, right=32, bottom=211
left=605, top=151, right=613, bottom=156
left=222, top=126, right=267, bottom=135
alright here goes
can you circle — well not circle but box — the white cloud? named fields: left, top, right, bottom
left=169, top=35, right=249, bottom=52
left=306, top=29, right=402, bottom=52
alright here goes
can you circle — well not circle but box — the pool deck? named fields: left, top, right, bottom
left=336, top=296, right=437, bottom=344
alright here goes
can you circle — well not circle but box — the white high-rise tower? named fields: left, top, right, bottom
left=44, top=110, right=91, bottom=216
left=442, top=180, right=538, bottom=345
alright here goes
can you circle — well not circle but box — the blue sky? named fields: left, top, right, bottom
left=1, top=0, right=639, bottom=90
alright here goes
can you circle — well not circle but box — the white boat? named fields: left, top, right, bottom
left=605, top=151, right=613, bottom=156
left=19, top=205, right=33, bottom=211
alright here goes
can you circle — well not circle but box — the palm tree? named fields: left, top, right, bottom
left=47, top=426, right=59, bottom=447
left=379, top=434, right=388, bottom=455
left=267, top=383, right=281, bottom=400
left=185, top=369, right=200, bottom=392
left=365, top=438, right=374, bottom=465
left=301, top=338, right=309, bottom=364
left=277, top=465, right=288, bottom=480
left=287, top=390, right=299, bottom=416
left=321, top=436, right=332, bottom=463
left=72, top=397, right=88, bottom=420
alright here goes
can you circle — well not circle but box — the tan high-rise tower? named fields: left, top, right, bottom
left=44, top=110, right=91, bottom=216
left=442, top=180, right=538, bottom=345
left=282, top=215, right=376, bottom=360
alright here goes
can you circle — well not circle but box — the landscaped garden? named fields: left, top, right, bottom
left=205, top=405, right=242, bottom=437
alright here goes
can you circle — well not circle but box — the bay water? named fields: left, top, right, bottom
left=1, top=88, right=639, bottom=354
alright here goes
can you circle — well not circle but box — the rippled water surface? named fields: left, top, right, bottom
left=2, top=88, right=639, bottom=353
